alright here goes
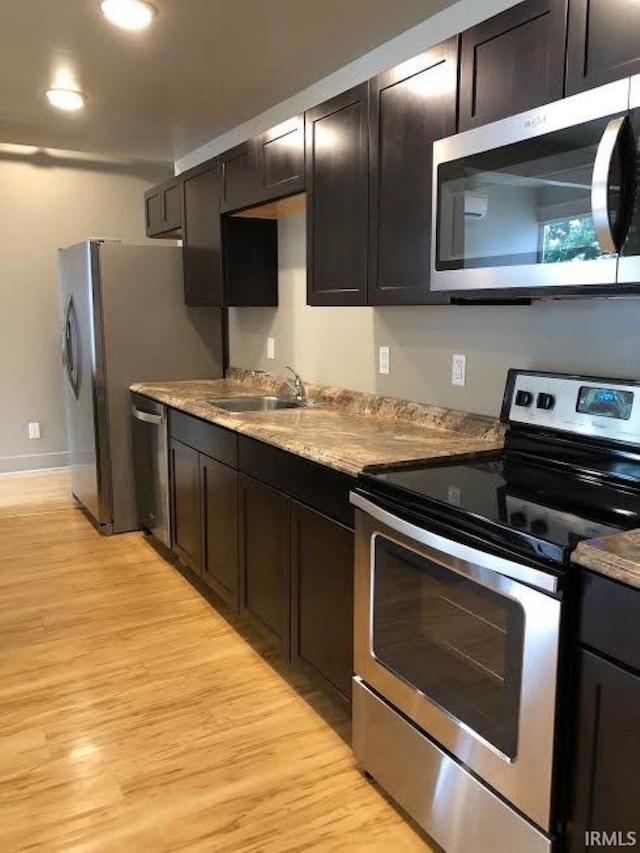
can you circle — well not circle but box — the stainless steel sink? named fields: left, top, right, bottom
left=206, top=395, right=313, bottom=413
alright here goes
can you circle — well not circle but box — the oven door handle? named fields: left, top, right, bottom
left=350, top=492, right=559, bottom=594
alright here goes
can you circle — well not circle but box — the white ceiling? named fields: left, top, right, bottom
left=0, top=0, right=459, bottom=164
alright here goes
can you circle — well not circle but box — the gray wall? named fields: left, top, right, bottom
left=0, top=145, right=171, bottom=472
left=229, top=215, right=640, bottom=419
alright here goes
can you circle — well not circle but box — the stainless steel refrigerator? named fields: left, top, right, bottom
left=58, top=240, right=223, bottom=534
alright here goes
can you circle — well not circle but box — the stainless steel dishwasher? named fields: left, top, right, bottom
left=131, top=393, right=171, bottom=547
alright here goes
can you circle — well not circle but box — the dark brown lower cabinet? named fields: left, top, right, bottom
left=238, top=474, right=291, bottom=655
left=290, top=501, right=354, bottom=705
left=568, top=650, right=640, bottom=851
left=200, top=454, right=238, bottom=610
left=170, top=438, right=202, bottom=574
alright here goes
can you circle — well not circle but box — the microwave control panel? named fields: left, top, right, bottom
left=505, top=371, right=640, bottom=445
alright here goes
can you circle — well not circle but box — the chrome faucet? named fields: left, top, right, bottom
left=284, top=366, right=305, bottom=401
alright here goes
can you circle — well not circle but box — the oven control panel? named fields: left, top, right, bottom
left=504, top=370, right=640, bottom=445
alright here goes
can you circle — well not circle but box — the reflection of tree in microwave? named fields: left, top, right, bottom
left=541, top=216, right=612, bottom=263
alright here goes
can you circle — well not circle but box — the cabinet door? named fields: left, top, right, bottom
left=568, top=650, right=640, bottom=852
left=291, top=502, right=354, bottom=705
left=305, top=83, right=369, bottom=306
left=223, top=217, right=278, bottom=306
left=144, top=187, right=164, bottom=237
left=220, top=140, right=260, bottom=213
left=162, top=181, right=182, bottom=232
left=458, top=0, right=568, bottom=131
left=257, top=116, right=305, bottom=202
left=145, top=179, right=182, bottom=237
left=566, top=0, right=640, bottom=94
left=182, top=161, right=223, bottom=306
left=238, top=475, right=290, bottom=654
left=368, top=39, right=458, bottom=305
left=170, top=438, right=201, bottom=574
left=200, top=454, right=239, bottom=610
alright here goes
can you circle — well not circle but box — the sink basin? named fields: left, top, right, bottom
left=206, top=395, right=311, bottom=413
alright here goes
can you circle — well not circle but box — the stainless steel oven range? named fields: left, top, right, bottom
left=351, top=370, right=640, bottom=853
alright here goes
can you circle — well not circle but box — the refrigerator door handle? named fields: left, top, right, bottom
left=64, top=297, right=81, bottom=398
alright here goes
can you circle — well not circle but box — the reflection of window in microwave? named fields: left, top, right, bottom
left=438, top=139, right=616, bottom=265
left=419, top=574, right=507, bottom=682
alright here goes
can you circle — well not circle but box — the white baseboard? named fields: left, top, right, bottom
left=0, top=452, right=70, bottom=474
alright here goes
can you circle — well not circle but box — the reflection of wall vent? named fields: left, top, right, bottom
left=464, top=192, right=488, bottom=219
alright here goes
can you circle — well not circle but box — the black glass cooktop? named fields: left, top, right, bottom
left=358, top=451, right=640, bottom=567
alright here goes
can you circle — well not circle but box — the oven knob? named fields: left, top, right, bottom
left=530, top=518, right=549, bottom=535
left=510, top=511, right=527, bottom=528
left=515, top=390, right=533, bottom=407
left=537, top=392, right=555, bottom=410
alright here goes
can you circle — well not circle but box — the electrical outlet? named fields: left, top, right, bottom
left=28, top=422, right=41, bottom=440
left=451, top=354, right=466, bottom=386
left=378, top=346, right=390, bottom=375
left=266, top=337, right=275, bottom=360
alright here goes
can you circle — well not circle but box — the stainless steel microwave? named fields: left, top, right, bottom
left=431, top=76, right=640, bottom=296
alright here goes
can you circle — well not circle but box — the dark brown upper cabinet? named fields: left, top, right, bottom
left=368, top=38, right=458, bottom=306
left=182, top=159, right=223, bottom=307
left=220, top=117, right=305, bottom=214
left=566, top=0, right=640, bottom=95
left=306, top=83, right=369, bottom=306
left=458, top=0, right=569, bottom=131
left=257, top=116, right=305, bottom=202
left=223, top=217, right=278, bottom=307
left=144, top=177, right=182, bottom=237
left=220, top=140, right=260, bottom=214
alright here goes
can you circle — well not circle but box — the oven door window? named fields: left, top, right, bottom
left=372, top=536, right=524, bottom=758
left=436, top=114, right=633, bottom=271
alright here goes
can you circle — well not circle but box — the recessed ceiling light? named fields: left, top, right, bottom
left=100, top=0, right=156, bottom=31
left=46, top=88, right=86, bottom=112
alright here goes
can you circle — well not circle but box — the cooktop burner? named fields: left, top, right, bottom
left=356, top=370, right=640, bottom=570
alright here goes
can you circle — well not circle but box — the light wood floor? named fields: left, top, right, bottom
left=0, top=470, right=433, bottom=851
left=0, top=468, right=73, bottom=518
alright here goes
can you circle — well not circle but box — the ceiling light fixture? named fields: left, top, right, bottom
left=100, top=0, right=156, bottom=31
left=46, top=88, right=86, bottom=112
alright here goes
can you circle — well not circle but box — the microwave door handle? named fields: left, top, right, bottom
left=591, top=116, right=628, bottom=253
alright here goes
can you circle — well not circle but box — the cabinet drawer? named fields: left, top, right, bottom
left=238, top=436, right=355, bottom=528
left=579, top=570, right=640, bottom=671
left=169, top=409, right=238, bottom=467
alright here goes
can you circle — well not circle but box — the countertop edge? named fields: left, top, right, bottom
left=572, top=537, right=640, bottom=590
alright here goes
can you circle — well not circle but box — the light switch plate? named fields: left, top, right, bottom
left=28, top=422, right=41, bottom=440
left=452, top=354, right=466, bottom=386
left=378, top=346, right=390, bottom=375
left=266, top=337, right=275, bottom=360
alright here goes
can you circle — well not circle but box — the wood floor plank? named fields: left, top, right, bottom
left=0, top=472, right=433, bottom=852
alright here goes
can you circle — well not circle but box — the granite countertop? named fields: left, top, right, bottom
left=131, top=369, right=505, bottom=478
left=573, top=530, right=640, bottom=590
